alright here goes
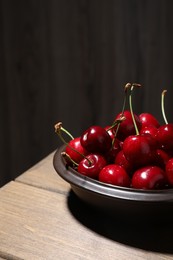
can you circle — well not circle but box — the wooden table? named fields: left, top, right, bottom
left=0, top=150, right=173, bottom=260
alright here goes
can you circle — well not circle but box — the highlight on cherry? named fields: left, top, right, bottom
left=54, top=84, right=173, bottom=190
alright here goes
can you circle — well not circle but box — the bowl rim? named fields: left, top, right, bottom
left=53, top=145, right=173, bottom=203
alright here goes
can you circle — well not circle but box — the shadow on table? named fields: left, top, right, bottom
left=67, top=189, right=173, bottom=254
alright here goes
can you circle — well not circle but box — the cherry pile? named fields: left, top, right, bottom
left=55, top=83, right=173, bottom=190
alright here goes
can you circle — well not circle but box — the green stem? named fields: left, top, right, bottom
left=61, top=152, right=79, bottom=167
left=54, top=122, right=92, bottom=165
left=57, top=130, right=71, bottom=147
left=54, top=122, right=74, bottom=139
left=161, top=90, right=168, bottom=124
left=57, top=131, right=87, bottom=161
left=110, top=83, right=131, bottom=140
left=122, top=83, right=131, bottom=114
left=129, top=85, right=139, bottom=135
left=114, top=116, right=126, bottom=136
left=106, top=116, right=126, bottom=147
left=107, top=116, right=126, bottom=131
left=61, top=126, right=74, bottom=140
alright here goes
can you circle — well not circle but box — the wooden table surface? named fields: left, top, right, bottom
left=0, top=150, right=173, bottom=260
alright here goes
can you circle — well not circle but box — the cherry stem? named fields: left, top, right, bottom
left=106, top=116, right=126, bottom=147
left=161, top=90, right=168, bottom=124
left=109, top=83, right=131, bottom=140
left=54, top=122, right=92, bottom=166
left=61, top=152, right=79, bottom=167
left=107, top=116, right=126, bottom=131
left=129, top=83, right=141, bottom=135
left=54, top=122, right=79, bottom=156
left=55, top=124, right=72, bottom=150
left=123, top=83, right=132, bottom=114
left=114, top=116, right=126, bottom=136
left=54, top=122, right=74, bottom=140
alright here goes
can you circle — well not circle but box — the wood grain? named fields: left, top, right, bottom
left=16, top=151, right=70, bottom=194
left=0, top=181, right=172, bottom=260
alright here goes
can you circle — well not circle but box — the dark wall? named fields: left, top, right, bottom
left=1, top=0, right=173, bottom=186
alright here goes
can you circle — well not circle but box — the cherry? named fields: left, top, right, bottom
left=155, top=149, right=171, bottom=169
left=114, top=110, right=142, bottom=141
left=115, top=150, right=134, bottom=176
left=55, top=85, right=173, bottom=191
left=78, top=153, right=107, bottom=179
left=122, top=84, right=159, bottom=168
left=140, top=125, right=158, bottom=138
left=99, top=164, right=131, bottom=187
left=104, top=125, right=115, bottom=140
left=156, top=89, right=173, bottom=151
left=139, top=113, right=160, bottom=128
left=65, top=137, right=88, bottom=164
left=140, top=125, right=159, bottom=149
left=112, top=83, right=142, bottom=141
left=131, top=165, right=167, bottom=190
left=105, top=138, right=121, bottom=164
left=123, top=134, right=157, bottom=168
left=165, top=158, right=173, bottom=186
left=156, top=123, right=173, bottom=151
left=54, top=122, right=88, bottom=165
left=80, top=125, right=112, bottom=154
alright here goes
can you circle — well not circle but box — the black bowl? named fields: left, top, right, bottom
left=53, top=145, right=173, bottom=221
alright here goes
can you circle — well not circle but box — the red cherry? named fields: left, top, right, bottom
left=80, top=126, right=112, bottom=154
left=155, top=149, right=171, bottom=169
left=123, top=134, right=157, bottom=168
left=78, top=153, right=107, bottom=179
left=140, top=125, right=158, bottom=138
left=119, top=141, right=123, bottom=149
left=156, top=123, right=173, bottom=151
left=114, top=110, right=142, bottom=141
left=115, top=150, right=134, bottom=176
left=65, top=137, right=88, bottom=164
left=139, top=113, right=160, bottom=128
left=105, top=138, right=121, bottom=164
left=104, top=126, right=115, bottom=140
left=165, top=158, right=173, bottom=186
left=140, top=125, right=159, bottom=149
left=99, top=164, right=130, bottom=187
left=132, top=165, right=167, bottom=190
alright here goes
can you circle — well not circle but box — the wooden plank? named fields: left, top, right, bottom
left=16, top=151, right=70, bottom=194
left=0, top=181, right=172, bottom=260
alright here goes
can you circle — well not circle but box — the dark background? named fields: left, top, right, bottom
left=1, top=0, right=173, bottom=187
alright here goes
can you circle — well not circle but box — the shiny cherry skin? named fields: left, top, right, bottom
left=140, top=125, right=159, bottom=148
left=114, top=110, right=142, bottom=141
left=65, top=137, right=88, bottom=164
left=140, top=125, right=158, bottom=138
left=155, top=149, right=171, bottom=169
left=123, top=134, right=157, bottom=168
left=156, top=123, right=173, bottom=151
left=78, top=153, right=107, bottom=179
left=165, top=158, right=173, bottom=186
left=80, top=126, right=112, bottom=154
left=99, top=164, right=130, bottom=187
left=104, top=126, right=115, bottom=140
left=105, top=138, right=121, bottom=164
left=115, top=150, right=134, bottom=176
left=132, top=165, right=167, bottom=190
left=139, top=113, right=160, bottom=128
